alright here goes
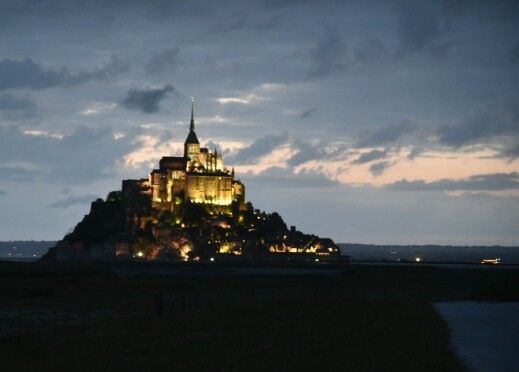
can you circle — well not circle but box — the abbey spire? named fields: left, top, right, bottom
left=189, top=98, right=195, bottom=132
left=184, top=98, right=200, bottom=160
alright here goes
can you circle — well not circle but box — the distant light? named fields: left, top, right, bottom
left=210, top=257, right=215, bottom=262
left=415, top=257, right=421, bottom=263
left=137, top=251, right=144, bottom=257
left=315, top=258, right=319, bottom=262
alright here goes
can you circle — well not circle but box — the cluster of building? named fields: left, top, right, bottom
left=122, top=103, right=245, bottom=212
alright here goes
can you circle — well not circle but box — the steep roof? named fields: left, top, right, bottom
left=184, top=100, right=199, bottom=144
left=159, top=156, right=187, bottom=170
left=185, top=129, right=199, bottom=144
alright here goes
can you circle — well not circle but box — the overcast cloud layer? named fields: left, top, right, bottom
left=0, top=0, right=518, bottom=244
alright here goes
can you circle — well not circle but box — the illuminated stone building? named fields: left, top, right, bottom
left=136, top=102, right=245, bottom=212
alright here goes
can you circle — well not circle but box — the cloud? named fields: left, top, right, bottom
left=396, top=2, right=449, bottom=58
left=0, top=188, right=6, bottom=196
left=0, top=56, right=128, bottom=91
left=387, top=172, right=519, bottom=192
left=352, top=149, right=388, bottom=164
left=353, top=38, right=389, bottom=64
left=216, top=12, right=281, bottom=32
left=0, top=94, right=36, bottom=112
left=65, top=56, right=130, bottom=85
left=500, top=142, right=519, bottom=160
left=300, top=107, right=317, bottom=119
left=121, top=84, right=176, bottom=113
left=0, top=93, right=37, bottom=119
left=369, top=161, right=392, bottom=176
left=437, top=108, right=519, bottom=147
left=243, top=166, right=337, bottom=189
left=407, top=147, right=423, bottom=160
left=0, top=125, right=133, bottom=184
left=0, top=58, right=65, bottom=90
left=80, top=102, right=117, bottom=116
left=49, top=194, right=98, bottom=208
left=0, top=165, right=39, bottom=182
left=145, top=47, right=185, bottom=75
left=356, top=119, right=416, bottom=147
left=229, top=134, right=288, bottom=164
left=307, top=27, right=349, bottom=78
left=287, top=140, right=348, bottom=167
left=216, top=96, right=258, bottom=105
left=506, top=43, right=519, bottom=65
left=287, top=143, right=322, bottom=166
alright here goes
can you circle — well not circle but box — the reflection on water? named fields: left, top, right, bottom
left=435, top=301, right=519, bottom=372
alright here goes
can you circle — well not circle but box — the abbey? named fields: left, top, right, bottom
left=124, top=103, right=245, bottom=213
left=45, top=101, right=340, bottom=262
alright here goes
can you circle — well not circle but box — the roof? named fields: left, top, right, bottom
left=185, top=129, right=199, bottom=144
left=159, top=156, right=187, bottom=170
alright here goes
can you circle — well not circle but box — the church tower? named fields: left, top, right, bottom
left=184, top=99, right=200, bottom=162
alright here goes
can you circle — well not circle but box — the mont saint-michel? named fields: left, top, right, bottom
left=43, top=103, right=340, bottom=262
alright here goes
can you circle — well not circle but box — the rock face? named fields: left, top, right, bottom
left=42, top=189, right=340, bottom=262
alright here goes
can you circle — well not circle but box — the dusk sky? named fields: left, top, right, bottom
left=0, top=0, right=518, bottom=245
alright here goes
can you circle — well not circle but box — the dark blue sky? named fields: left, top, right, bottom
left=0, top=0, right=518, bottom=244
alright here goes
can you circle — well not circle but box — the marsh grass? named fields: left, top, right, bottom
left=2, top=261, right=516, bottom=371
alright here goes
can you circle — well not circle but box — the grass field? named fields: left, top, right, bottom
left=1, top=261, right=517, bottom=371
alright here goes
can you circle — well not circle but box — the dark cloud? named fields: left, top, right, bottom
left=121, top=84, right=176, bottom=113
left=0, top=56, right=128, bottom=91
left=287, top=143, right=322, bottom=166
left=307, top=27, right=348, bottom=78
left=353, top=38, right=390, bottom=64
left=287, top=140, right=347, bottom=167
left=0, top=125, right=133, bottom=184
left=356, top=119, right=416, bottom=147
left=0, top=165, right=39, bottom=182
left=216, top=12, right=281, bottom=32
left=499, top=142, right=519, bottom=160
left=407, top=147, right=423, bottom=160
left=369, top=161, right=392, bottom=176
left=352, top=149, right=388, bottom=164
left=387, top=172, right=519, bottom=192
left=0, top=58, right=65, bottom=90
left=437, top=108, right=519, bottom=147
left=396, top=2, right=449, bottom=58
left=0, top=188, right=6, bottom=196
left=506, top=43, right=519, bottom=65
left=49, top=194, right=98, bottom=208
left=0, top=94, right=37, bottom=119
left=0, top=0, right=215, bottom=26
left=300, top=107, right=317, bottom=119
left=66, top=56, right=130, bottom=85
left=243, top=166, right=337, bottom=189
left=229, top=133, right=288, bottom=164
left=145, top=47, right=185, bottom=75
left=0, top=94, right=35, bottom=112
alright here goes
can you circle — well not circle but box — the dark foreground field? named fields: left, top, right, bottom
left=1, top=261, right=518, bottom=371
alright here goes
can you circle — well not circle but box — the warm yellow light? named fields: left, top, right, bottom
left=137, top=251, right=144, bottom=257
left=415, top=257, right=421, bottom=263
